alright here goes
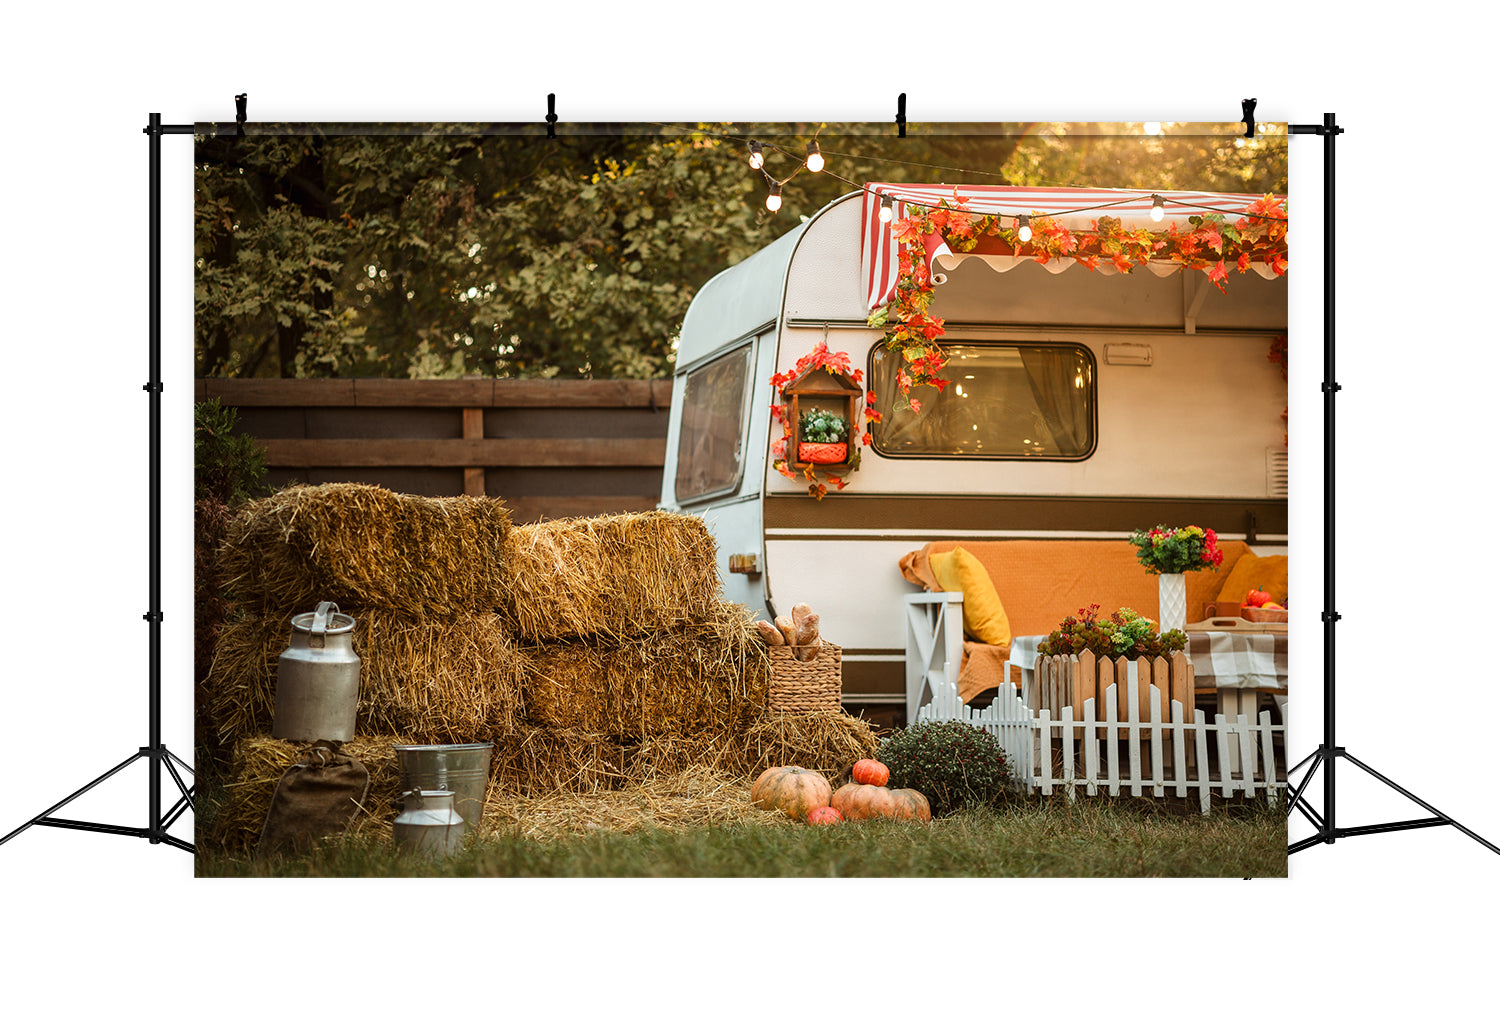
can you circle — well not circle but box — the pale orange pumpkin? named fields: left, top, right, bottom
left=851, top=758, right=890, bottom=787
left=831, top=782, right=898, bottom=821
left=750, top=766, right=833, bottom=820
left=806, top=805, right=843, bottom=826
left=887, top=788, right=931, bottom=822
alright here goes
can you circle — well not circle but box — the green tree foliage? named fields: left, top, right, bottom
left=194, top=122, right=1281, bottom=380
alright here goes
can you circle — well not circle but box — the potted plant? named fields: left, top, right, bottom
left=797, top=409, right=849, bottom=464
left=1036, top=604, right=1189, bottom=723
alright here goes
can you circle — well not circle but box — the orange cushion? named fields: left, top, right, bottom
left=1216, top=552, right=1289, bottom=606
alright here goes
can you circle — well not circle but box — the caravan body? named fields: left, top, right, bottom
left=660, top=186, right=1288, bottom=725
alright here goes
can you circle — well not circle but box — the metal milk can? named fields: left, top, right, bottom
left=392, top=788, right=466, bottom=858
left=272, top=601, right=361, bottom=743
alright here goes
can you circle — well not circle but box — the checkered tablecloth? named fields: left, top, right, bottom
left=1187, top=631, right=1287, bottom=691
left=1010, top=631, right=1288, bottom=693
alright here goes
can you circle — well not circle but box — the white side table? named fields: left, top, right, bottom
left=903, top=592, right=964, bottom=725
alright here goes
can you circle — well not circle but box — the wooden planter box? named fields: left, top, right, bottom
left=1032, top=650, right=1195, bottom=731
left=768, top=643, right=842, bottom=713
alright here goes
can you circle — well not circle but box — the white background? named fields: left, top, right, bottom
left=2, top=3, right=1494, bottom=1019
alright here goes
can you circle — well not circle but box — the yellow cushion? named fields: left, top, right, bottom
left=1215, top=552, right=1289, bottom=606
left=932, top=545, right=1012, bottom=647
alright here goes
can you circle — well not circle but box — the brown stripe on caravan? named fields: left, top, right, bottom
left=764, top=494, right=1288, bottom=540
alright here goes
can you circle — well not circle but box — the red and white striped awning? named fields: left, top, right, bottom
left=860, top=183, right=1283, bottom=310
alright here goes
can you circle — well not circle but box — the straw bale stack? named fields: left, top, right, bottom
left=523, top=601, right=770, bottom=737
left=500, top=511, right=722, bottom=640
left=219, top=483, right=511, bottom=617
left=203, top=610, right=529, bottom=746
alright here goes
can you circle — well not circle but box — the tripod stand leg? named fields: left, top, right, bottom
left=0, top=750, right=147, bottom=846
left=1340, top=751, right=1500, bottom=857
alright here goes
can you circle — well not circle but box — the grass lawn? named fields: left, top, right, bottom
left=196, top=797, right=1286, bottom=878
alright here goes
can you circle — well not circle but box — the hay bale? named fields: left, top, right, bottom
left=522, top=602, right=771, bottom=738
left=200, top=735, right=406, bottom=853
left=488, top=725, right=630, bottom=796
left=622, top=729, right=754, bottom=783
left=219, top=483, right=511, bottom=617
left=480, top=766, right=786, bottom=840
left=202, top=609, right=529, bottom=746
left=500, top=510, right=722, bottom=640
left=740, top=711, right=883, bottom=779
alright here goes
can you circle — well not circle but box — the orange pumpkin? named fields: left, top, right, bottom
left=831, top=782, right=898, bottom=821
left=806, top=805, right=843, bottom=826
left=851, top=758, right=890, bottom=787
left=750, top=766, right=833, bottom=820
left=888, top=788, right=931, bottom=822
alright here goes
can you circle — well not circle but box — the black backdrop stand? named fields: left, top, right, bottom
left=0, top=113, right=196, bottom=855
left=2, top=107, right=1495, bottom=862
left=1286, top=113, right=1498, bottom=857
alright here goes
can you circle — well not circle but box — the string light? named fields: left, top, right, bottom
left=748, top=141, right=764, bottom=170
left=766, top=182, right=782, bottom=212
left=1151, top=194, right=1165, bottom=222
left=1016, top=215, right=1032, bottom=243
left=878, top=194, right=894, bottom=223
left=805, top=140, right=824, bottom=173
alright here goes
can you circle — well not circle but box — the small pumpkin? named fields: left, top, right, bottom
left=851, top=758, right=890, bottom=787
left=831, top=782, right=898, bottom=821
left=806, top=805, right=843, bottom=826
left=751, top=766, right=833, bottom=820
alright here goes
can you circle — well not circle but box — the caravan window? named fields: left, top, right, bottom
left=674, top=346, right=752, bottom=501
left=871, top=343, right=1096, bottom=459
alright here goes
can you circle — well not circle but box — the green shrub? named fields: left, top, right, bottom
left=878, top=720, right=1012, bottom=816
left=195, top=398, right=268, bottom=505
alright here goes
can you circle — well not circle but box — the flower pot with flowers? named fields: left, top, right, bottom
left=1128, top=524, right=1224, bottom=633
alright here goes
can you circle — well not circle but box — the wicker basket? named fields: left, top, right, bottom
left=767, top=643, right=842, bottom=713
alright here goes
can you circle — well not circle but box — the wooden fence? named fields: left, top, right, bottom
left=917, top=659, right=1286, bottom=814
left=196, top=378, right=673, bottom=522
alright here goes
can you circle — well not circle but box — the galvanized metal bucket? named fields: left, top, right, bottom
left=273, top=602, right=361, bottom=742
left=392, top=788, right=466, bottom=858
left=393, top=742, right=492, bottom=832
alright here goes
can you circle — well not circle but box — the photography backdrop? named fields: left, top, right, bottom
left=189, top=119, right=1290, bottom=875
left=2, top=7, right=1496, bottom=1018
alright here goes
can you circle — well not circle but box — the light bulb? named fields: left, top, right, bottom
left=748, top=141, right=764, bottom=170
left=878, top=195, right=894, bottom=223
left=805, top=140, right=824, bottom=173
left=1150, top=194, right=1165, bottom=222
left=766, top=182, right=782, bottom=213
left=1017, top=215, right=1032, bottom=243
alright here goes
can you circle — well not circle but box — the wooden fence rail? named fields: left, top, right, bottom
left=197, top=378, right=674, bottom=522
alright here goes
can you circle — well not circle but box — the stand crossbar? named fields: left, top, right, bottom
left=1286, top=113, right=1496, bottom=859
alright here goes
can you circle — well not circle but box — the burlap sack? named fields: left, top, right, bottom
left=257, top=743, right=370, bottom=855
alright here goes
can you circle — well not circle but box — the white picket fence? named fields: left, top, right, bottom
left=915, top=661, right=1286, bottom=814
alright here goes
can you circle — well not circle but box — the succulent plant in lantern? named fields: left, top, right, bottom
left=781, top=362, right=864, bottom=469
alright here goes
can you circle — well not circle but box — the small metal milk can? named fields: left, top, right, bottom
left=392, top=788, right=466, bottom=858
left=272, top=601, right=361, bottom=742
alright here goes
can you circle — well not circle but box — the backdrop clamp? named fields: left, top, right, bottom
left=546, top=93, right=558, bottom=138
left=895, top=94, right=906, bottom=137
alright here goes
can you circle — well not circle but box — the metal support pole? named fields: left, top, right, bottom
left=0, top=113, right=194, bottom=857
left=1286, top=113, right=1497, bottom=858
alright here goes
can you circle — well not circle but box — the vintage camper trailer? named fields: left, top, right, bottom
left=659, top=184, right=1288, bottom=726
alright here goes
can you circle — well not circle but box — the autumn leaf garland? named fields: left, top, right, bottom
left=868, top=192, right=1289, bottom=411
